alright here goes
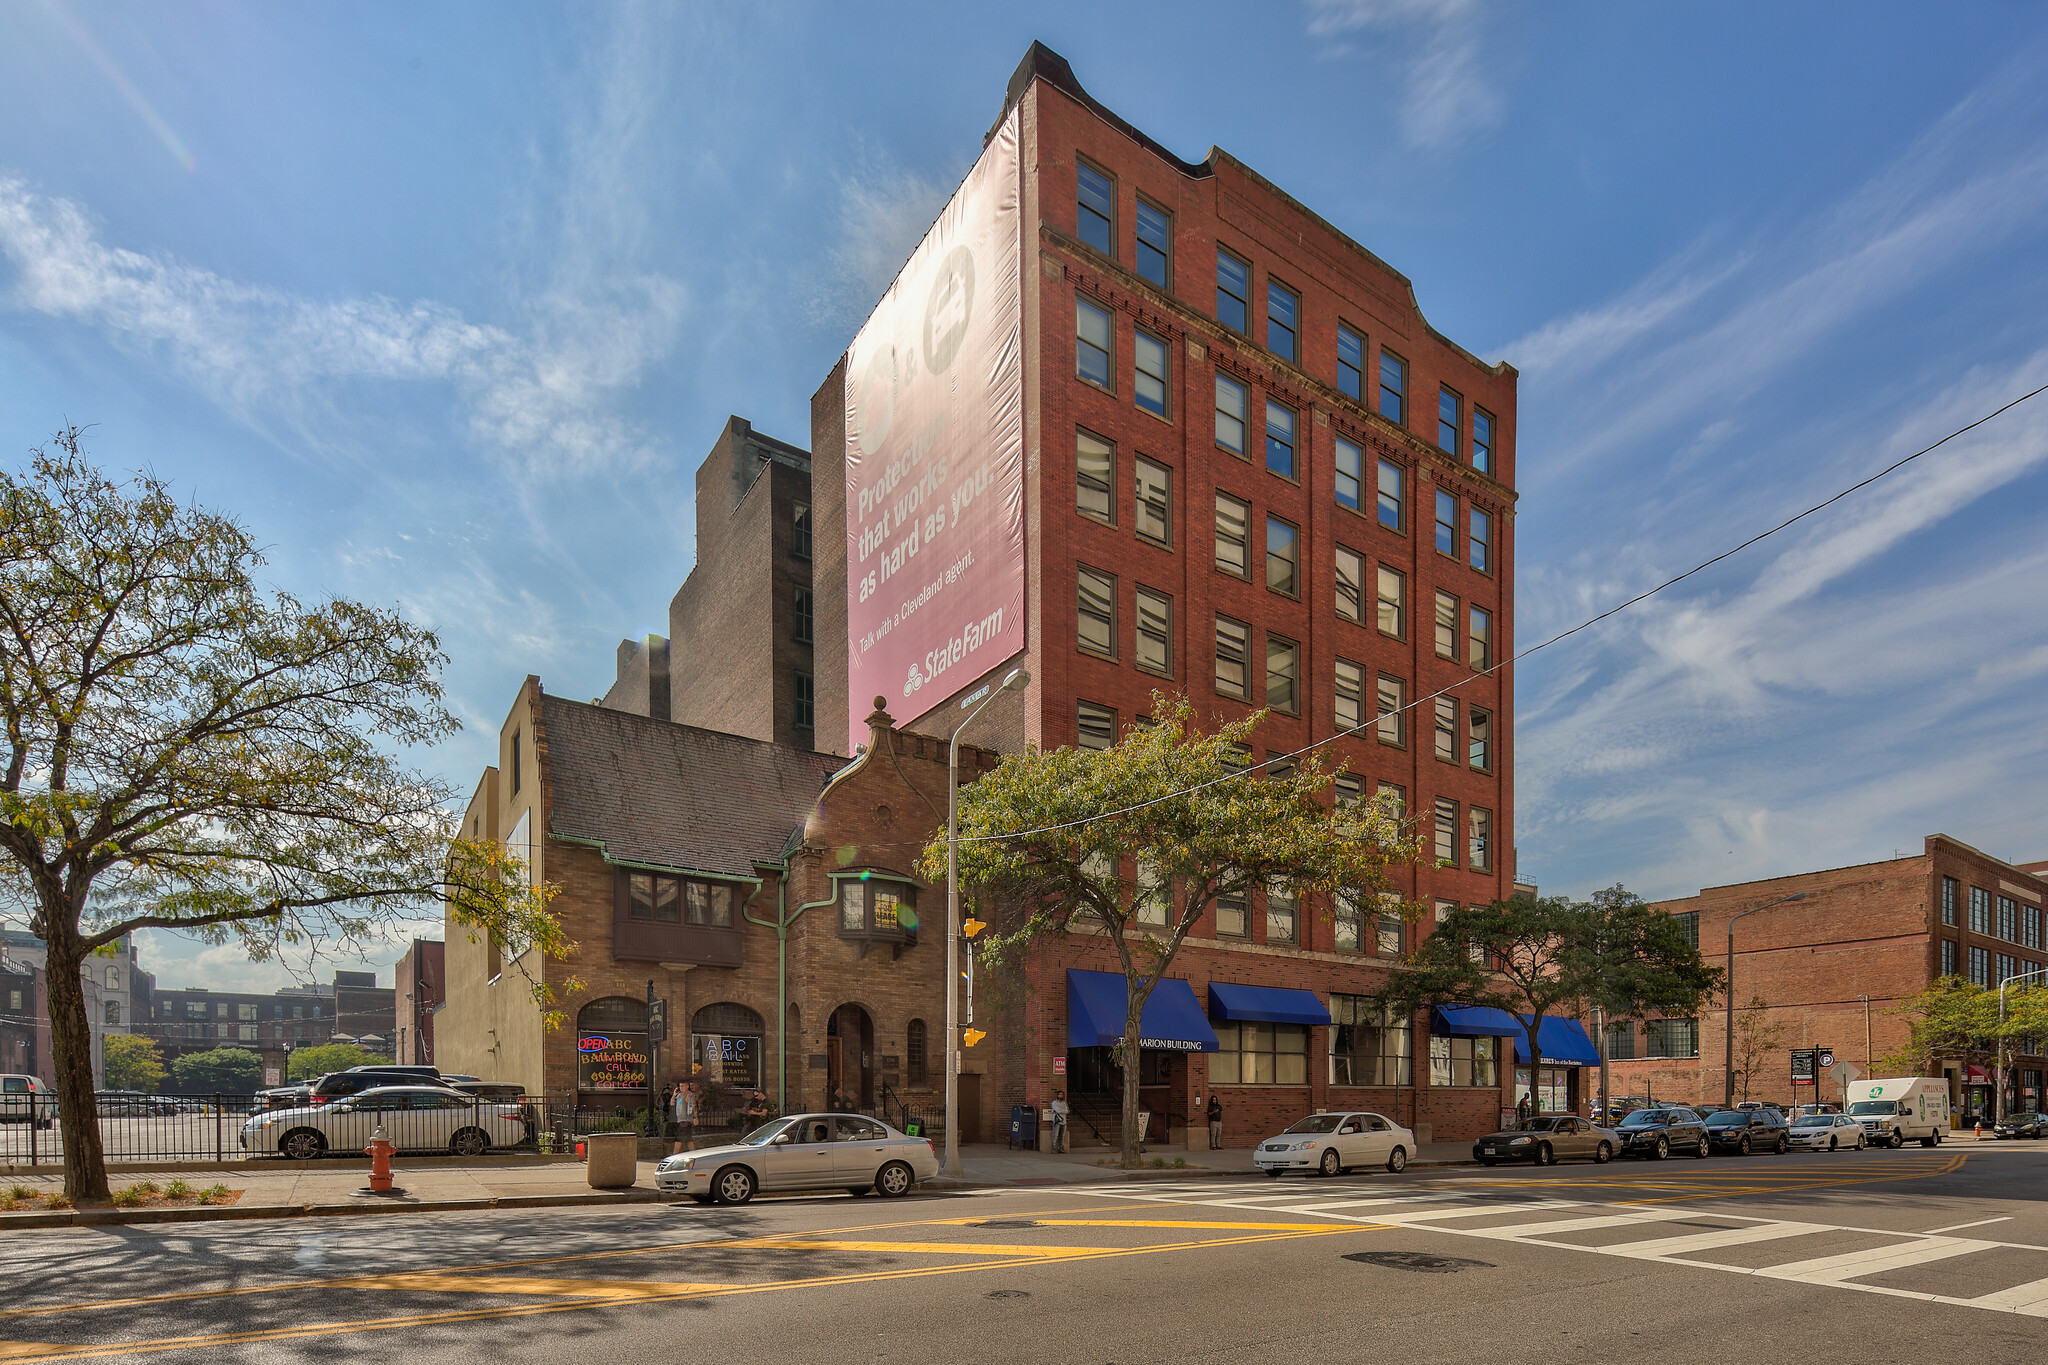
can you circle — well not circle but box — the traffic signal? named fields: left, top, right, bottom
left=962, top=1028, right=986, bottom=1048
left=962, top=917, right=986, bottom=938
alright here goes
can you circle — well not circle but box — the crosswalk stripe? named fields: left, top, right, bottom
left=1599, top=1221, right=1835, bottom=1258
left=1756, top=1237, right=2001, bottom=1284
left=1460, top=1208, right=1704, bottom=1239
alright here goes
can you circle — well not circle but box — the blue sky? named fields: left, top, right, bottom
left=3, top=3, right=2045, bottom=994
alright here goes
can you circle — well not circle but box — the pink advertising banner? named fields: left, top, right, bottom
left=842, top=109, right=1024, bottom=753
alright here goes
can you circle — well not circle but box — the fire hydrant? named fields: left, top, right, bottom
left=366, top=1126, right=397, bottom=1193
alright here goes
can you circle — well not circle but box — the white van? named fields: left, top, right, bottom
left=1845, top=1077, right=1949, bottom=1148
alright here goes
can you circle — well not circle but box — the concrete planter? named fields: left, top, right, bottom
left=583, top=1131, right=639, bottom=1189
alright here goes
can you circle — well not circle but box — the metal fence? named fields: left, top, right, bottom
left=1, top=1091, right=951, bottom=1168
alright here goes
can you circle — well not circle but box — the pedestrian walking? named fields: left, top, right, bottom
left=1206, top=1093, right=1223, bottom=1150
left=1048, top=1089, right=1070, bottom=1153
left=1516, top=1092, right=1532, bottom=1125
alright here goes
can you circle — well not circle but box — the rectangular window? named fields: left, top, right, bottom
left=1335, top=546, right=1364, bottom=623
left=1215, top=374, right=1248, bottom=455
left=1265, top=400, right=1297, bottom=478
left=793, top=587, right=813, bottom=644
left=1216, top=249, right=1249, bottom=332
left=1438, top=387, right=1461, bottom=456
left=1942, top=876, right=1959, bottom=926
left=1942, top=939, right=1958, bottom=976
left=1334, top=658, right=1364, bottom=732
left=1135, top=588, right=1172, bottom=676
left=1472, top=408, right=1494, bottom=475
left=1208, top=1020, right=1309, bottom=1086
left=1266, top=515, right=1298, bottom=595
left=1375, top=565, right=1406, bottom=638
left=1968, top=946, right=1992, bottom=987
left=1377, top=459, right=1404, bottom=531
left=1377, top=900, right=1405, bottom=958
left=1465, top=606, right=1492, bottom=671
left=1075, top=429, right=1116, bottom=524
left=511, top=729, right=520, bottom=794
left=791, top=502, right=812, bottom=559
left=1672, top=911, right=1699, bottom=948
left=1606, top=1022, right=1636, bottom=1062
left=1645, top=1019, right=1700, bottom=1059
left=687, top=881, right=735, bottom=927
left=1266, top=280, right=1299, bottom=364
left=1329, top=996, right=1410, bottom=1086
left=1136, top=857, right=1170, bottom=926
left=1076, top=296, right=1112, bottom=390
left=1266, top=880, right=1299, bottom=944
left=1334, top=893, right=1364, bottom=952
left=1434, top=591, right=1459, bottom=659
left=1998, top=952, right=2020, bottom=983
left=1214, top=493, right=1249, bottom=575
left=1337, top=324, right=1364, bottom=401
left=1470, top=807, right=1492, bottom=871
left=1215, top=616, right=1250, bottom=699
left=1434, top=798, right=1458, bottom=863
left=1266, top=634, right=1299, bottom=714
left=1216, top=890, right=1248, bottom=938
left=1333, top=773, right=1363, bottom=806
left=1377, top=675, right=1406, bottom=746
left=1077, top=566, right=1116, bottom=658
left=1999, top=896, right=2018, bottom=943
left=1134, top=457, right=1171, bottom=545
left=1134, top=331, right=1169, bottom=417
left=1434, top=696, right=1457, bottom=762
left=1135, top=198, right=1171, bottom=287
left=2027, top=906, right=2043, bottom=951
left=1435, top=489, right=1457, bottom=556
left=1077, top=701, right=1116, bottom=751
left=1971, top=887, right=1993, bottom=935
left=1468, top=707, right=1492, bottom=771
left=1076, top=160, right=1114, bottom=255
left=1429, top=1035, right=1498, bottom=1088
left=1470, top=507, right=1492, bottom=573
left=1379, top=351, right=1407, bottom=425
left=794, top=672, right=814, bottom=730
left=1334, top=435, right=1362, bottom=510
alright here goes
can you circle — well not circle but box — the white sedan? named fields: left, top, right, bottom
left=658, top=1113, right=939, bottom=1204
left=241, top=1086, right=526, bottom=1159
left=1254, top=1111, right=1416, bottom=1177
left=1787, top=1111, right=1867, bottom=1151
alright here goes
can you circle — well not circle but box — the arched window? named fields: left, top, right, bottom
left=906, top=1019, right=928, bottom=1087
left=106, top=966, right=120, bottom=991
left=575, top=997, right=649, bottom=1097
left=690, top=1002, right=765, bottom=1090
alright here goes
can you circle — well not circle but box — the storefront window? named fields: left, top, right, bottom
left=1514, top=1066, right=1573, bottom=1115
left=577, top=997, right=650, bottom=1094
left=689, top=1002, right=766, bottom=1089
left=1429, top=1035, right=1498, bottom=1087
left=1329, top=995, right=1410, bottom=1086
left=1208, top=1021, right=1308, bottom=1085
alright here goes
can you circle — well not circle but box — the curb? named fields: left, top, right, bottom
left=921, top=1156, right=1477, bottom=1190
left=3, top=1154, right=585, bottom=1178
left=0, top=1188, right=673, bottom=1231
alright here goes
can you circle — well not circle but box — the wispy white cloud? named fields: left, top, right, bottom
left=804, top=147, right=955, bottom=337
left=0, top=173, right=685, bottom=482
left=1305, top=0, right=1501, bottom=148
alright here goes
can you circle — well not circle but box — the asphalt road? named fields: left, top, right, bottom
left=6, top=1143, right=2048, bottom=1363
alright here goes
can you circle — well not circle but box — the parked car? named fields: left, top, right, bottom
left=0, top=1075, right=55, bottom=1127
left=241, top=1086, right=524, bottom=1159
left=1789, top=1104, right=1841, bottom=1121
left=1787, top=1112, right=1866, bottom=1151
left=343, top=1064, right=441, bottom=1079
left=1613, top=1107, right=1710, bottom=1160
left=1992, top=1112, right=2048, bottom=1140
left=1474, top=1115, right=1615, bottom=1166
left=1705, top=1108, right=1790, bottom=1155
left=94, top=1090, right=176, bottom=1116
left=257, top=1084, right=311, bottom=1111
left=1253, top=1111, right=1417, bottom=1178
left=307, top=1068, right=461, bottom=1104
left=448, top=1081, right=524, bottom=1102
left=656, top=1112, right=939, bottom=1204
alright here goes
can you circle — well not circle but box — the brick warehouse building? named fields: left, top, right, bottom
left=1604, top=835, right=2048, bottom=1120
left=800, top=44, right=1549, bottom=1146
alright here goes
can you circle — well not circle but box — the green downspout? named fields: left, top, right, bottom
left=747, top=832, right=840, bottom=1115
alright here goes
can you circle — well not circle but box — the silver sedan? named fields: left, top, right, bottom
left=658, top=1113, right=939, bottom=1204
left=1787, top=1112, right=1866, bottom=1151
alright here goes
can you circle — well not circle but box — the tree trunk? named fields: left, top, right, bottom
left=1121, top=996, right=1146, bottom=1169
left=43, top=922, right=112, bottom=1205
left=1522, top=1016, right=1545, bottom=1118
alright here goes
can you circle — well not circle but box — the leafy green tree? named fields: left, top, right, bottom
left=169, top=1047, right=262, bottom=1094
left=102, top=1033, right=166, bottom=1093
left=925, top=693, right=1416, bottom=1168
left=1375, top=887, right=1722, bottom=1116
left=0, top=430, right=567, bottom=1204
left=1881, top=977, right=1999, bottom=1076
left=1730, top=994, right=1788, bottom=1104
left=286, top=1042, right=389, bottom=1080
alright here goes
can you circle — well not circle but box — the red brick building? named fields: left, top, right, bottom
left=395, top=939, right=445, bottom=1068
left=807, top=45, right=1537, bottom=1145
left=1603, top=835, right=2048, bottom=1120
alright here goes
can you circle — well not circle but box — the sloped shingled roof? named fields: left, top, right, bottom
left=541, top=695, right=844, bottom=879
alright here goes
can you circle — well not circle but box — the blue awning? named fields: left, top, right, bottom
left=1209, top=983, right=1332, bottom=1026
left=1432, top=1007, right=1602, bottom=1066
left=1066, top=970, right=1219, bottom=1052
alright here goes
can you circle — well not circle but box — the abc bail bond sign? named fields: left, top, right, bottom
left=842, top=109, right=1024, bottom=752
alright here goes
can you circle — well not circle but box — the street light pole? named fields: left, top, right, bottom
left=945, top=667, right=1029, bottom=1180
left=1996, top=966, right=2048, bottom=1124
left=1724, top=892, right=1808, bottom=1110
left=1859, top=994, right=1871, bottom=1069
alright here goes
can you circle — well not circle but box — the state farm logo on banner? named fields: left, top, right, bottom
left=922, top=245, right=975, bottom=373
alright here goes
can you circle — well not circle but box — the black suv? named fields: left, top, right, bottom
left=1614, top=1107, right=1710, bottom=1160
left=1704, top=1107, right=1790, bottom=1155
left=307, top=1068, right=459, bottom=1104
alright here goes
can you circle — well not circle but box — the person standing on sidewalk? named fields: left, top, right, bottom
left=1048, top=1090, right=1069, bottom=1153
left=1207, top=1093, right=1223, bottom=1149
